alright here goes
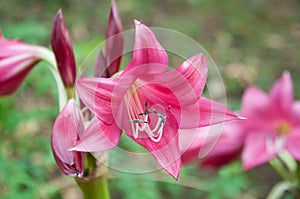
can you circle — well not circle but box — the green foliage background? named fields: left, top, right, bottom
left=0, top=0, right=299, bottom=198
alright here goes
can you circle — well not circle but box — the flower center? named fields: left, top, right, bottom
left=277, top=122, right=291, bottom=135
left=130, top=100, right=167, bottom=142
left=265, top=122, right=290, bottom=154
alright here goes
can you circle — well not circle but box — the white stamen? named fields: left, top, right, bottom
left=266, top=135, right=285, bottom=154
left=134, top=123, right=139, bottom=139
left=130, top=110, right=166, bottom=142
left=147, top=117, right=164, bottom=142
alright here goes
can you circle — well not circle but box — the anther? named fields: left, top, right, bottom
left=130, top=119, right=148, bottom=123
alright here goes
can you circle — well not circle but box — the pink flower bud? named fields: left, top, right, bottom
left=51, top=99, right=84, bottom=177
left=51, top=10, right=76, bottom=87
left=105, top=0, right=124, bottom=77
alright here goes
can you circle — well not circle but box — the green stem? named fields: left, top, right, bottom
left=296, top=162, right=300, bottom=194
left=75, top=153, right=110, bottom=199
left=269, top=158, right=300, bottom=198
left=297, top=162, right=300, bottom=181
left=76, top=175, right=110, bottom=199
left=38, top=48, right=67, bottom=110
left=269, top=158, right=292, bottom=182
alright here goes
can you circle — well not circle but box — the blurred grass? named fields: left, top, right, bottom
left=0, top=0, right=300, bottom=198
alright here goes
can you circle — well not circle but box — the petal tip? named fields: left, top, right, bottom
left=134, top=19, right=141, bottom=26
left=173, top=173, right=180, bottom=180
left=282, top=70, right=291, bottom=77
left=238, top=116, right=247, bottom=120
left=281, top=70, right=292, bottom=83
left=68, top=147, right=74, bottom=152
left=165, top=169, right=180, bottom=180
left=55, top=9, right=63, bottom=21
left=70, top=142, right=87, bottom=152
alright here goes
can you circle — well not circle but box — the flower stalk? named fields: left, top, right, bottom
left=76, top=174, right=110, bottom=199
left=269, top=156, right=300, bottom=198
left=297, top=162, right=300, bottom=183
left=269, top=158, right=293, bottom=182
left=76, top=152, right=110, bottom=199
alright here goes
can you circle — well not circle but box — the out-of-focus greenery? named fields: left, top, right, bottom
left=0, top=0, right=299, bottom=198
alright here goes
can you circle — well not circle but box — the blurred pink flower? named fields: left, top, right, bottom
left=200, top=122, right=244, bottom=168
left=51, top=99, right=84, bottom=177
left=73, top=21, right=238, bottom=179
left=241, top=72, right=300, bottom=169
left=180, top=121, right=245, bottom=168
left=0, top=32, right=48, bottom=96
left=51, top=10, right=76, bottom=87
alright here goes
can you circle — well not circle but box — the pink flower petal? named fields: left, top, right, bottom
left=122, top=21, right=168, bottom=76
left=135, top=53, right=207, bottom=108
left=72, top=117, right=122, bottom=152
left=0, top=56, right=39, bottom=95
left=137, top=97, right=234, bottom=131
left=127, top=113, right=181, bottom=179
left=197, top=97, right=239, bottom=127
left=51, top=99, right=84, bottom=177
left=242, top=133, right=278, bottom=170
left=179, top=127, right=207, bottom=164
left=105, top=0, right=124, bottom=77
left=269, top=72, right=293, bottom=114
left=76, top=76, right=135, bottom=125
left=180, top=121, right=245, bottom=167
left=176, top=53, right=207, bottom=100
left=94, top=49, right=107, bottom=77
left=241, top=86, right=277, bottom=129
left=241, top=86, right=269, bottom=116
left=290, top=101, right=300, bottom=126
left=51, top=9, right=76, bottom=87
left=137, top=71, right=196, bottom=107
left=201, top=122, right=244, bottom=167
left=0, top=36, right=43, bottom=96
left=286, top=128, right=300, bottom=160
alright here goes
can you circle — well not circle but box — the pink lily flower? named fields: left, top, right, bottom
left=74, top=21, right=238, bottom=178
left=51, top=99, right=84, bottom=177
left=241, top=72, right=300, bottom=169
left=0, top=32, right=48, bottom=96
left=51, top=10, right=76, bottom=87
left=180, top=121, right=245, bottom=168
